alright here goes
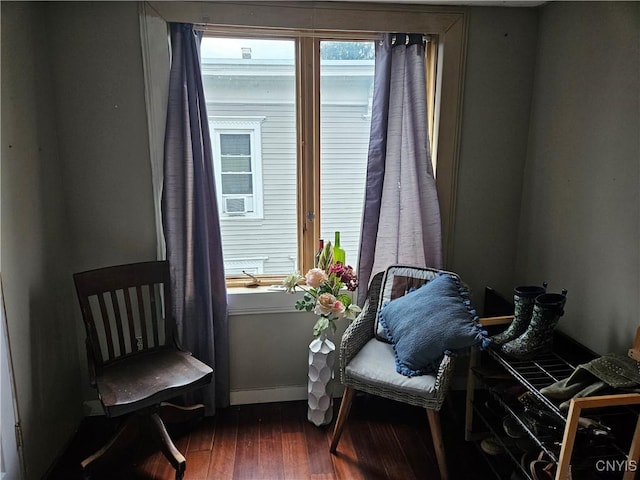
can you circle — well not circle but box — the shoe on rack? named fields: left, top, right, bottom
left=518, top=392, right=565, bottom=432
left=503, top=416, right=526, bottom=438
left=521, top=411, right=561, bottom=437
left=501, top=290, right=567, bottom=359
left=530, top=459, right=556, bottom=480
left=518, top=450, right=539, bottom=477
left=480, top=436, right=505, bottom=456
left=578, top=417, right=612, bottom=438
left=529, top=451, right=556, bottom=480
left=484, top=397, right=505, bottom=417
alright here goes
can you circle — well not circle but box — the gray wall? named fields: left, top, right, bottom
left=1, top=2, right=157, bottom=478
left=48, top=1, right=157, bottom=272
left=47, top=1, right=159, bottom=401
left=1, top=3, right=81, bottom=478
left=516, top=2, right=640, bottom=354
left=2, top=2, right=637, bottom=477
left=452, top=7, right=539, bottom=302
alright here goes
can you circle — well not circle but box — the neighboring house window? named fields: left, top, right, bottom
left=210, top=117, right=265, bottom=219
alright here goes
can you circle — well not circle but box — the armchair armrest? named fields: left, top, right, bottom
left=479, top=315, right=514, bottom=327
left=434, top=353, right=456, bottom=395
left=339, top=271, right=384, bottom=370
left=339, top=303, right=375, bottom=370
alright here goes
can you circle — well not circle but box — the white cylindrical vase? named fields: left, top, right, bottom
left=307, top=333, right=336, bottom=426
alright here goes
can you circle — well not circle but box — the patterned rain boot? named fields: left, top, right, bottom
left=501, top=290, right=567, bottom=359
left=491, top=283, right=547, bottom=346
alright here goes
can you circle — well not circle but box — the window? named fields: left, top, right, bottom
left=201, top=35, right=380, bottom=283
left=223, top=257, right=268, bottom=276
left=210, top=117, right=265, bottom=218
left=319, top=41, right=374, bottom=274
left=202, top=38, right=299, bottom=278
left=143, top=3, right=466, bottom=286
left=219, top=134, right=253, bottom=215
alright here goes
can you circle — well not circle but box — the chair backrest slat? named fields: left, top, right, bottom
left=74, top=261, right=174, bottom=368
left=136, top=285, right=149, bottom=350
left=149, top=283, right=160, bottom=348
left=110, top=290, right=127, bottom=356
left=96, top=292, right=116, bottom=360
left=122, top=287, right=138, bottom=352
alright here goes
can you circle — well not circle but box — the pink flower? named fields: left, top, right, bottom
left=314, top=293, right=345, bottom=317
left=305, top=268, right=328, bottom=288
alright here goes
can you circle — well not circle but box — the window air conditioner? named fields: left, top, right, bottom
left=225, top=197, right=247, bottom=215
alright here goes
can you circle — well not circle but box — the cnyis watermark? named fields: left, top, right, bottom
left=595, top=459, right=638, bottom=473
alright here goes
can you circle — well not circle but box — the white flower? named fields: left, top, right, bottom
left=283, top=272, right=304, bottom=293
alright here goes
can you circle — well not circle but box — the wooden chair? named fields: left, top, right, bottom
left=73, top=260, right=213, bottom=480
left=330, top=267, right=458, bottom=480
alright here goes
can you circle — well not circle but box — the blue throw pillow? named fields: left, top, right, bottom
left=378, top=273, right=490, bottom=377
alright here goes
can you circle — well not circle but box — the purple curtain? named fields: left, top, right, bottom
left=162, top=23, right=229, bottom=412
left=357, top=34, right=443, bottom=306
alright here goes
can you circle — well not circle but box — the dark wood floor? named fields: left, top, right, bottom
left=46, top=393, right=493, bottom=480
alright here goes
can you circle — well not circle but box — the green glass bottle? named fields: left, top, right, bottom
left=334, top=231, right=346, bottom=265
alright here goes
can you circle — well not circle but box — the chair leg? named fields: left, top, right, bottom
left=82, top=409, right=189, bottom=480
left=81, top=414, right=141, bottom=475
left=330, top=387, right=355, bottom=454
left=426, top=408, right=448, bottom=480
left=147, top=412, right=186, bottom=480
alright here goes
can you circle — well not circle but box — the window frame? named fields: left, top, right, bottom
left=142, top=2, right=468, bottom=286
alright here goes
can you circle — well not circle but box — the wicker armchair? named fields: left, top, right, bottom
left=330, top=268, right=457, bottom=480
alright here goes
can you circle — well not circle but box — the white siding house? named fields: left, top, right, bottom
left=201, top=52, right=373, bottom=275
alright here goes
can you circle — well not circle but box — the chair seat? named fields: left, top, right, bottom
left=97, top=349, right=213, bottom=417
left=345, top=339, right=437, bottom=397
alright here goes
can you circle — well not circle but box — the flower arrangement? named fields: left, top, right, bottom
left=283, top=242, right=361, bottom=338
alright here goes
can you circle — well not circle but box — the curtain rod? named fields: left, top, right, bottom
left=390, top=33, right=431, bottom=46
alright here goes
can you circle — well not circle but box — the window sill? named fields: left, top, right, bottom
left=227, top=285, right=356, bottom=316
left=227, top=286, right=304, bottom=316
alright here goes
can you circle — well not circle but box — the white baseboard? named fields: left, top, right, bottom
left=230, top=385, right=307, bottom=405
left=230, top=384, right=346, bottom=406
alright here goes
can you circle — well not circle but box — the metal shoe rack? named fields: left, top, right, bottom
left=465, top=317, right=640, bottom=480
